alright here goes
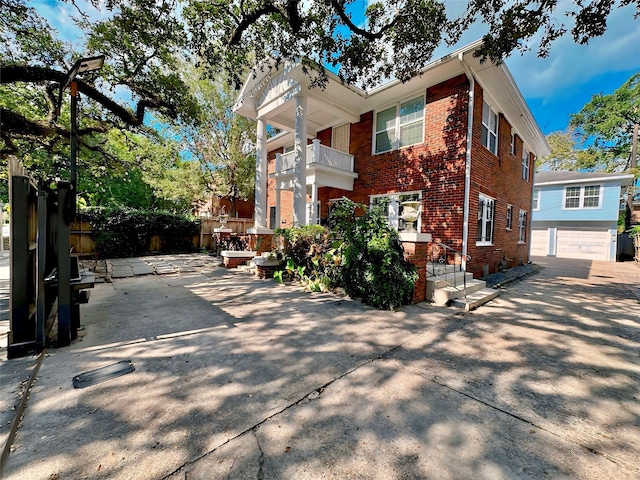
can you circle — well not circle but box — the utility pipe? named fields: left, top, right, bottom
left=458, top=53, right=475, bottom=270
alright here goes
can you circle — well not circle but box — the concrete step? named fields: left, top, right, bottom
left=431, top=279, right=487, bottom=306
left=426, top=272, right=475, bottom=302
left=452, top=288, right=500, bottom=311
left=426, top=263, right=464, bottom=276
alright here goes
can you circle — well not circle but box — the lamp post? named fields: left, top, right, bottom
left=59, top=55, right=105, bottom=223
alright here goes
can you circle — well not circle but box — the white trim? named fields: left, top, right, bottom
left=518, top=209, right=528, bottom=243
left=536, top=174, right=634, bottom=186
left=562, top=184, right=604, bottom=210
left=372, top=93, right=425, bottom=155
left=370, top=191, right=422, bottom=231
left=522, top=148, right=530, bottom=181
left=481, top=99, right=498, bottom=155
left=532, top=189, right=540, bottom=211
left=476, top=193, right=496, bottom=246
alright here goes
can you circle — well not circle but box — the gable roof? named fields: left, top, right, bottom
left=535, top=171, right=635, bottom=187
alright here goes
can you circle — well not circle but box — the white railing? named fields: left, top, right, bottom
left=274, top=139, right=354, bottom=174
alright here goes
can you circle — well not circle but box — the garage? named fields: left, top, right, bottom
left=556, top=229, right=612, bottom=261
left=530, top=229, right=549, bottom=256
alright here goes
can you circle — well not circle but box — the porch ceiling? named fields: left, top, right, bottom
left=265, top=96, right=358, bottom=137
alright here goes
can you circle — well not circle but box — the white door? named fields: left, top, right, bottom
left=556, top=229, right=611, bottom=261
left=530, top=229, right=549, bottom=256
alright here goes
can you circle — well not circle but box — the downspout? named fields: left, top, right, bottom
left=459, top=53, right=474, bottom=271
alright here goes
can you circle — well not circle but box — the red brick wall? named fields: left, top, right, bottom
left=467, top=83, right=534, bottom=275
left=265, top=74, right=536, bottom=277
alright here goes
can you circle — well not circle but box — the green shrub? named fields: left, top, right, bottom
left=80, top=207, right=199, bottom=258
left=329, top=199, right=417, bottom=310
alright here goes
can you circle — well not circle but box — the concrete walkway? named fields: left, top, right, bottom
left=1, top=255, right=639, bottom=479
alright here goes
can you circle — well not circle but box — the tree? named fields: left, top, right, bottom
left=1, top=0, right=207, bottom=212
left=186, top=0, right=640, bottom=88
left=1, top=0, right=199, bottom=157
left=570, top=73, right=640, bottom=171
left=537, top=129, right=605, bottom=172
left=173, top=64, right=256, bottom=216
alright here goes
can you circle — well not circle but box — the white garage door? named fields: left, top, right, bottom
left=556, top=230, right=611, bottom=261
left=530, top=229, right=549, bottom=256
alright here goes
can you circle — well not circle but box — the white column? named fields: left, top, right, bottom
left=310, top=183, right=318, bottom=225
left=254, top=117, right=268, bottom=229
left=293, top=95, right=307, bottom=226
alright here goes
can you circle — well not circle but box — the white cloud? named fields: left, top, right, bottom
left=501, top=4, right=640, bottom=99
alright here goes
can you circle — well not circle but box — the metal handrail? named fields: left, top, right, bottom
left=428, top=241, right=471, bottom=298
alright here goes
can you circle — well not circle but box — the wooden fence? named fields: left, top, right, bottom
left=68, top=217, right=255, bottom=256
left=199, top=218, right=253, bottom=250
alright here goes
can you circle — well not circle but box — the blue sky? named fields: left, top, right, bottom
left=36, top=0, right=640, bottom=137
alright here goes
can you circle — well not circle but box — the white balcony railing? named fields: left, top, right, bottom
left=275, top=139, right=354, bottom=174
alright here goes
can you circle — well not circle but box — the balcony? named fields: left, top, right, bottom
left=271, top=140, right=358, bottom=192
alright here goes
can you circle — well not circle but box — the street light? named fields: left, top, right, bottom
left=59, top=55, right=105, bottom=223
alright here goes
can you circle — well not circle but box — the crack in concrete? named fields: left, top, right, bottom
left=160, top=338, right=415, bottom=480
left=252, top=429, right=264, bottom=480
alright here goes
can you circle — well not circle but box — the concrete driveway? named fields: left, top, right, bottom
left=1, top=256, right=639, bottom=479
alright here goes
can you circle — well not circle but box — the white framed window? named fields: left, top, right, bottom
left=370, top=191, right=422, bottom=231
left=518, top=210, right=528, bottom=243
left=477, top=194, right=495, bottom=245
left=506, top=204, right=513, bottom=230
left=522, top=148, right=530, bottom=181
left=532, top=189, right=540, bottom=211
left=481, top=100, right=498, bottom=155
left=284, top=144, right=295, bottom=154
left=510, top=132, right=515, bottom=155
left=374, top=95, right=425, bottom=153
left=332, top=123, right=350, bottom=153
left=563, top=184, right=602, bottom=209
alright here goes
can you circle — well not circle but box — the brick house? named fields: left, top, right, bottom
left=233, top=40, right=550, bottom=285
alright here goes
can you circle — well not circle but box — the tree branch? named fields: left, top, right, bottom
left=329, top=0, right=401, bottom=40
left=229, top=2, right=281, bottom=45
left=1, top=65, right=176, bottom=132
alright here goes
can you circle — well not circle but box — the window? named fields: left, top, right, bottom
left=532, top=189, right=540, bottom=210
left=510, top=132, right=515, bottom=155
left=583, top=185, right=600, bottom=207
left=506, top=204, right=513, bottom=230
left=481, top=100, right=498, bottom=155
left=518, top=210, right=527, bottom=243
left=284, top=144, right=294, bottom=154
left=522, top=148, right=530, bottom=181
left=374, top=96, right=424, bottom=153
left=477, top=194, right=495, bottom=245
left=370, top=191, right=422, bottom=231
left=563, top=184, right=602, bottom=209
left=332, top=123, right=350, bottom=153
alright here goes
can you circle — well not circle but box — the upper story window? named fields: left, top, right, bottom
left=506, top=204, right=513, bottom=230
left=332, top=123, right=350, bottom=153
left=510, top=132, right=516, bottom=155
left=481, top=100, right=498, bottom=155
left=522, top=148, right=530, bottom=181
left=532, top=189, right=540, bottom=210
left=564, top=184, right=602, bottom=209
left=477, top=193, right=495, bottom=246
left=284, top=144, right=295, bottom=154
left=370, top=191, right=422, bottom=231
left=374, top=96, right=425, bottom=154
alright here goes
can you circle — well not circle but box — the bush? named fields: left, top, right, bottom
left=81, top=208, right=199, bottom=258
left=330, top=199, right=417, bottom=310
